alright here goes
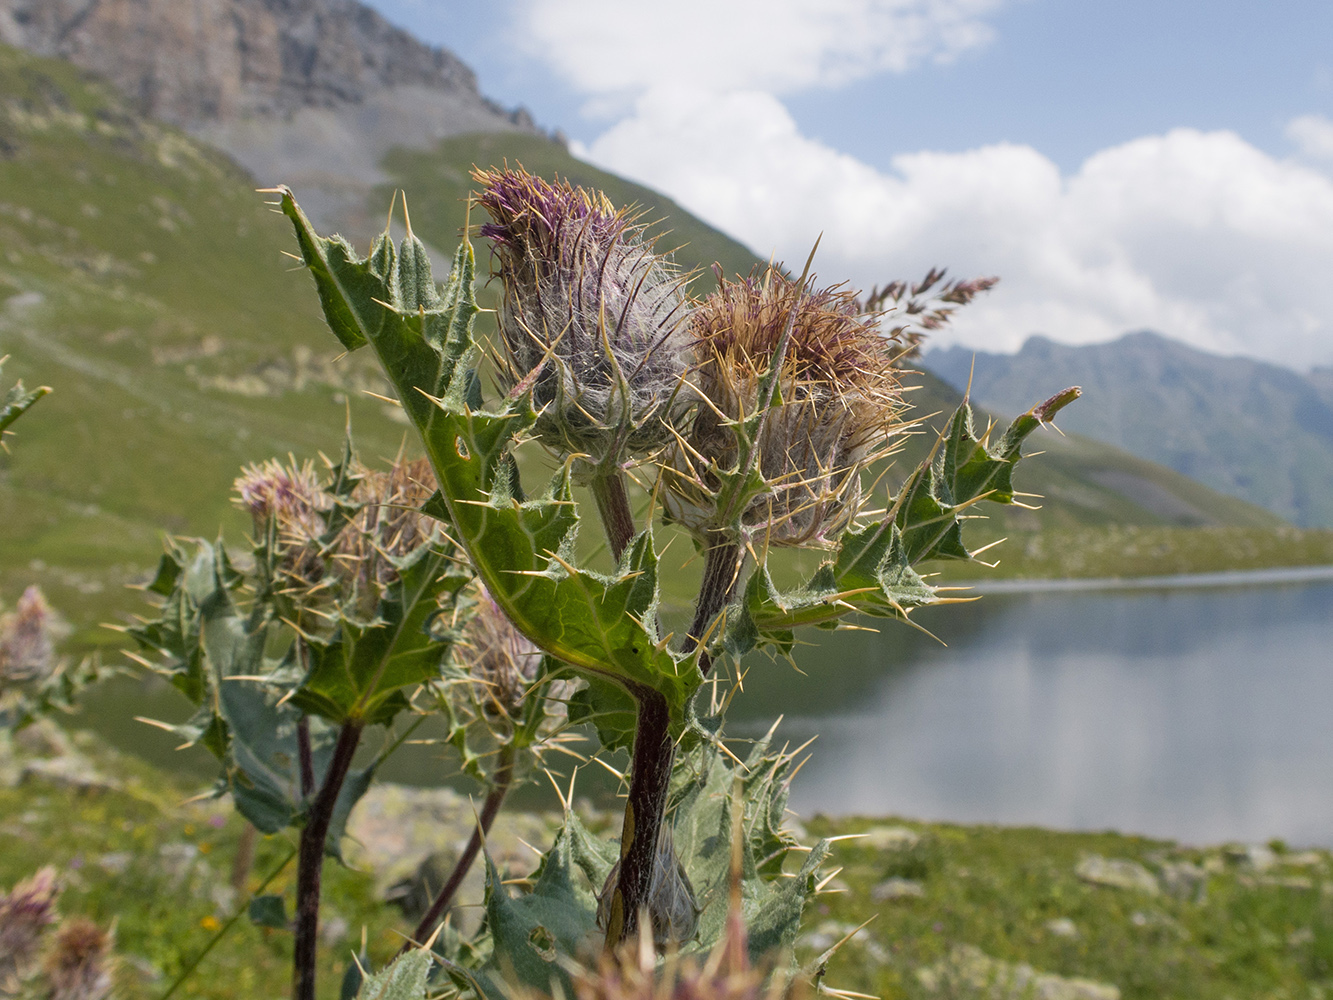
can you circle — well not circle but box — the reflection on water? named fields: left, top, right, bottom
left=75, top=579, right=1333, bottom=845
left=729, top=580, right=1333, bottom=846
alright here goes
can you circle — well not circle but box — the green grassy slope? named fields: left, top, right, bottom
left=0, top=44, right=412, bottom=637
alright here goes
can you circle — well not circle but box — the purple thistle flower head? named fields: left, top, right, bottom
left=473, top=166, right=692, bottom=465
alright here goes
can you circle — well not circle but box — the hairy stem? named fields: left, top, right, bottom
left=403, top=745, right=515, bottom=953
left=605, top=686, right=674, bottom=951
left=590, top=468, right=636, bottom=562
left=292, top=721, right=363, bottom=1000
left=296, top=717, right=315, bottom=798
left=684, top=533, right=742, bottom=675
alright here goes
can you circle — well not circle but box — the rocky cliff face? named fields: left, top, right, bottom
left=0, top=0, right=541, bottom=237
left=0, top=0, right=525, bottom=127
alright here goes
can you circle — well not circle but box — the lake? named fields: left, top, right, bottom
left=725, top=571, right=1333, bottom=847
left=77, top=571, right=1333, bottom=847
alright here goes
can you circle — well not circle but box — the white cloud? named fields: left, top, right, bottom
left=579, top=92, right=1333, bottom=370
left=517, top=0, right=1004, bottom=103
left=1287, top=113, right=1333, bottom=162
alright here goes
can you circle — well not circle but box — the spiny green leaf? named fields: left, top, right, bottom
left=477, top=831, right=599, bottom=999
left=353, top=947, right=433, bottom=1000
left=722, top=390, right=1079, bottom=658
left=0, top=358, right=50, bottom=439
left=290, top=545, right=459, bottom=726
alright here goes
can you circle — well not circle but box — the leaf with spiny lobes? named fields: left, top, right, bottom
left=278, top=190, right=703, bottom=732
left=352, top=946, right=433, bottom=1000
left=128, top=540, right=245, bottom=704
left=133, top=540, right=376, bottom=849
left=668, top=732, right=829, bottom=962
left=0, top=360, right=50, bottom=437
left=288, top=546, right=465, bottom=727
left=722, top=390, right=1079, bottom=657
left=474, top=832, right=600, bottom=1000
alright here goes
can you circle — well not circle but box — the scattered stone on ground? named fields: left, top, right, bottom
left=345, top=784, right=569, bottom=933
left=797, top=920, right=891, bottom=966
left=1282, top=851, right=1326, bottom=869
left=1226, top=844, right=1277, bottom=872
left=1075, top=855, right=1159, bottom=895
left=871, top=877, right=925, bottom=901
left=1, top=719, right=118, bottom=791
left=917, top=944, right=1120, bottom=1000
left=1157, top=860, right=1208, bottom=902
left=1239, top=874, right=1315, bottom=892
left=859, top=825, right=922, bottom=851
left=1044, top=918, right=1079, bottom=938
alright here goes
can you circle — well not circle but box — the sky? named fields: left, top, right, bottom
left=364, top=0, right=1333, bottom=371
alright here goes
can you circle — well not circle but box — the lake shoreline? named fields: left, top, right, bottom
left=953, top=563, right=1333, bottom=594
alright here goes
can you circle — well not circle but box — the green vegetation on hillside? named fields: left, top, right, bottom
left=0, top=44, right=412, bottom=636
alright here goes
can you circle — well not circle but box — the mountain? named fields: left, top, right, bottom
left=0, top=0, right=541, bottom=238
left=924, top=332, right=1333, bottom=528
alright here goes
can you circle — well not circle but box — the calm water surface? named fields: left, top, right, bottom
left=81, top=578, right=1333, bottom=845
left=726, top=578, right=1333, bottom=846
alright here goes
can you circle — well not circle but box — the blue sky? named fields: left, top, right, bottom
left=365, top=0, right=1333, bottom=370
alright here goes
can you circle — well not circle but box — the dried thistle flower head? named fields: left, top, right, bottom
left=0, top=586, right=55, bottom=685
left=42, top=917, right=114, bottom=1000
left=459, top=588, right=543, bottom=720
left=663, top=267, right=907, bottom=547
left=473, top=166, right=692, bottom=464
left=0, top=866, right=59, bottom=987
left=337, top=456, right=444, bottom=600
left=234, top=454, right=446, bottom=620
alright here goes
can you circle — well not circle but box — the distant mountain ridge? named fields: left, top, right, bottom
left=924, top=332, right=1333, bottom=527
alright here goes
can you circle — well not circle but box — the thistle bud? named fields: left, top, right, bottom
left=0, top=586, right=55, bottom=685
left=663, top=268, right=906, bottom=547
left=460, top=588, right=544, bottom=722
left=0, top=866, right=59, bottom=987
left=338, top=456, right=444, bottom=597
left=473, top=167, right=692, bottom=465
left=233, top=457, right=329, bottom=596
left=596, top=826, right=699, bottom=949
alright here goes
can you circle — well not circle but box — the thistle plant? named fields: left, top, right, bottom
left=129, top=446, right=474, bottom=1000
left=263, top=162, right=1078, bottom=1000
